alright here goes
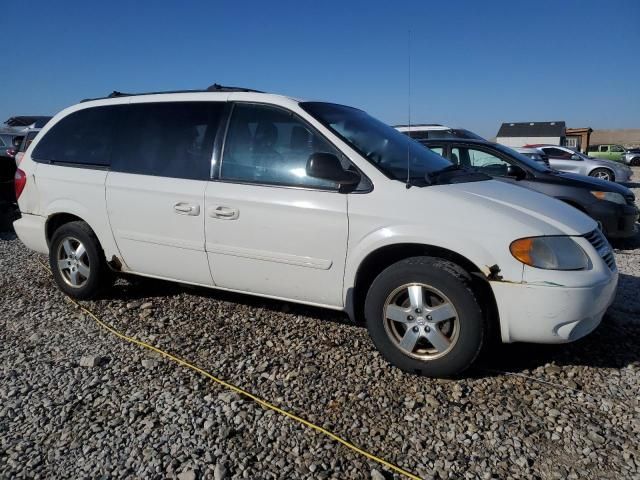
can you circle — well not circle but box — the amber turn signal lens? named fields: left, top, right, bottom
left=510, top=238, right=534, bottom=266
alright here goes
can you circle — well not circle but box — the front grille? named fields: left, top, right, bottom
left=584, top=229, right=616, bottom=270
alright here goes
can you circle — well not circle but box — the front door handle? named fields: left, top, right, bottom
left=174, top=202, right=200, bottom=216
left=210, top=205, right=239, bottom=220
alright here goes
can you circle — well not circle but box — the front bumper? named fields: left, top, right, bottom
left=491, top=271, right=618, bottom=344
left=588, top=202, right=639, bottom=239
left=615, top=168, right=633, bottom=183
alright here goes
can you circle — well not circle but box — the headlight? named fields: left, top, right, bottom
left=510, top=236, right=589, bottom=270
left=590, top=191, right=626, bottom=205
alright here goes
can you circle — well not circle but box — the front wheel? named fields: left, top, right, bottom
left=631, top=157, right=640, bottom=167
left=364, top=256, right=484, bottom=377
left=589, top=168, right=615, bottom=182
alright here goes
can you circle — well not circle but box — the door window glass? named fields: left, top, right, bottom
left=611, top=145, right=624, bottom=152
left=452, top=147, right=509, bottom=176
left=220, top=103, right=342, bottom=189
left=542, top=147, right=570, bottom=158
left=427, top=146, right=444, bottom=156
left=32, top=106, right=122, bottom=166
left=112, top=102, right=223, bottom=180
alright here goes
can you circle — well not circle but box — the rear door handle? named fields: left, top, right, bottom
left=210, top=205, right=239, bottom=220
left=174, top=202, right=200, bottom=216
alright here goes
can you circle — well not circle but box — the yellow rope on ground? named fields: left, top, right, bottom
left=37, top=259, right=422, bottom=480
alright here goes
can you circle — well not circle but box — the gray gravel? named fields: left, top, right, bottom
left=1, top=169, right=639, bottom=479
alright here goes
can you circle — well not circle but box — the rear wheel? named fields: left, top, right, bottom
left=49, top=221, right=112, bottom=299
left=364, top=256, right=484, bottom=377
left=589, top=168, right=615, bottom=182
left=631, top=157, right=640, bottom=167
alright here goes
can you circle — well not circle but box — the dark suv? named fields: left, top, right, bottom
left=420, top=139, right=638, bottom=239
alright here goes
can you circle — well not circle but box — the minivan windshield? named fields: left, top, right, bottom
left=301, top=102, right=453, bottom=183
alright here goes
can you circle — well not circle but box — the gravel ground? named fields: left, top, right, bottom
left=1, top=170, right=639, bottom=479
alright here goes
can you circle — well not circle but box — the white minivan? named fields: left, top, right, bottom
left=13, top=86, right=618, bottom=377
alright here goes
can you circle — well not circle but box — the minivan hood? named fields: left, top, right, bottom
left=435, top=180, right=596, bottom=236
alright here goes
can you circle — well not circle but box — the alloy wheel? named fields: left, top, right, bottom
left=56, top=236, right=91, bottom=288
left=383, top=283, right=460, bottom=360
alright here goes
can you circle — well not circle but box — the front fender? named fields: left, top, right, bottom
left=343, top=223, right=524, bottom=297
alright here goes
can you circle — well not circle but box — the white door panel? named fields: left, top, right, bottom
left=106, top=172, right=212, bottom=285
left=204, top=182, right=348, bottom=306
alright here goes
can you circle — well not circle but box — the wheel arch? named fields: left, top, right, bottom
left=588, top=166, right=615, bottom=180
left=347, top=243, right=500, bottom=342
left=45, top=212, right=86, bottom=246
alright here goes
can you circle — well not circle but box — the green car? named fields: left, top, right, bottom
left=587, top=144, right=627, bottom=162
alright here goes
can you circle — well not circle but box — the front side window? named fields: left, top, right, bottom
left=32, top=106, right=121, bottom=166
left=112, top=102, right=223, bottom=180
left=301, top=102, right=451, bottom=184
left=452, top=147, right=510, bottom=176
left=543, top=147, right=571, bottom=158
left=600, top=146, right=609, bottom=152
left=220, top=103, right=344, bottom=189
left=611, top=145, right=624, bottom=152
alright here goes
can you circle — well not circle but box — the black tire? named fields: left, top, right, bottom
left=49, top=220, right=112, bottom=299
left=364, top=256, right=484, bottom=377
left=631, top=157, right=640, bottom=167
left=589, top=168, right=615, bottom=182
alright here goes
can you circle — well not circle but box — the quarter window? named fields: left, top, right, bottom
left=112, top=102, right=223, bottom=180
left=220, top=103, right=342, bottom=189
left=32, top=106, right=121, bottom=166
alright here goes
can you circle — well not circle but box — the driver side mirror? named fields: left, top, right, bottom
left=570, top=154, right=581, bottom=160
left=306, top=153, right=361, bottom=186
left=506, top=164, right=526, bottom=180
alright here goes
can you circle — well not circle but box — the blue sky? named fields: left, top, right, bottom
left=1, top=0, right=638, bottom=138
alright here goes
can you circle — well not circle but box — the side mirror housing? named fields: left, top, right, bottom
left=570, top=154, right=581, bottom=160
left=306, top=153, right=361, bottom=186
left=506, top=164, right=526, bottom=180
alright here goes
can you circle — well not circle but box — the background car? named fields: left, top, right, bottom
left=420, top=139, right=638, bottom=239
left=587, top=144, right=627, bottom=162
left=622, top=149, right=640, bottom=166
left=514, top=146, right=549, bottom=165
left=14, top=128, right=41, bottom=166
left=395, top=124, right=485, bottom=140
left=526, top=144, right=633, bottom=183
left=0, top=133, right=22, bottom=159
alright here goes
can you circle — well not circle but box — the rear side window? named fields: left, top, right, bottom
left=32, top=106, right=121, bottom=166
left=112, top=102, right=223, bottom=180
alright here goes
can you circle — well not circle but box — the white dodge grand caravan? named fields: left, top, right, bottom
left=13, top=86, right=618, bottom=377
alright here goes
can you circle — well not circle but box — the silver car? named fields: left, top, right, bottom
left=531, top=145, right=633, bottom=183
left=623, top=149, right=640, bottom=167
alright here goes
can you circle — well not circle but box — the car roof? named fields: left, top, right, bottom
left=394, top=124, right=450, bottom=132
left=417, top=138, right=491, bottom=146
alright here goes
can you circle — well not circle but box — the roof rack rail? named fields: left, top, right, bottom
left=81, top=84, right=263, bottom=103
